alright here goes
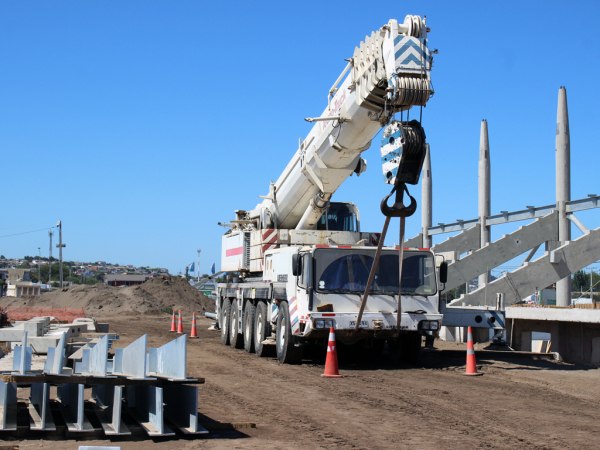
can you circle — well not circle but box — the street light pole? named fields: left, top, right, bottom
left=197, top=249, right=201, bottom=283
left=56, top=221, right=66, bottom=288
left=37, top=247, right=41, bottom=284
left=48, top=231, right=53, bottom=286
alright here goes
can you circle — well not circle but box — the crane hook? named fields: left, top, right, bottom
left=380, top=183, right=417, bottom=218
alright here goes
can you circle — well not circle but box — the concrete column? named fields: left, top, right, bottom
left=478, top=120, right=491, bottom=288
left=421, top=144, right=432, bottom=248
left=556, top=86, right=572, bottom=306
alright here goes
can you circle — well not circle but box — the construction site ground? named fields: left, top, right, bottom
left=3, top=311, right=599, bottom=450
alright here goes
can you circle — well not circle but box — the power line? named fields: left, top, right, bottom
left=0, top=227, right=55, bottom=239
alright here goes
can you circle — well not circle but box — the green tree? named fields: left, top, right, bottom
left=572, top=270, right=588, bottom=292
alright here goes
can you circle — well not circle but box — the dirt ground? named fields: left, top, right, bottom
left=8, top=275, right=214, bottom=314
left=4, top=311, right=600, bottom=449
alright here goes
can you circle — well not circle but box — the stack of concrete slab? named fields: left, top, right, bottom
left=0, top=316, right=112, bottom=354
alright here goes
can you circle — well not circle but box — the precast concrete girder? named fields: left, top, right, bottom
left=444, top=212, right=558, bottom=292
left=432, top=224, right=481, bottom=258
left=449, top=223, right=600, bottom=307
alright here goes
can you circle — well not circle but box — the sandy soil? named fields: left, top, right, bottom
left=4, top=311, right=600, bottom=449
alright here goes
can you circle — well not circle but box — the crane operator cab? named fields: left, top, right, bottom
left=315, top=202, right=360, bottom=232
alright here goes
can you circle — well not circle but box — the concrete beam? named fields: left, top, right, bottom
left=506, top=306, right=600, bottom=323
left=452, top=224, right=600, bottom=306
left=404, top=234, right=423, bottom=248
left=445, top=212, right=558, bottom=292
left=432, top=224, right=480, bottom=256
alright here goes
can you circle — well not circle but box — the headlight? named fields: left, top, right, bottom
left=314, top=319, right=325, bottom=329
left=324, top=319, right=334, bottom=329
left=421, top=320, right=430, bottom=330
left=430, top=321, right=439, bottom=330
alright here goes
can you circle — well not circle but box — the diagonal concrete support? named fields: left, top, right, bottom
left=404, top=234, right=423, bottom=248
left=451, top=224, right=600, bottom=307
left=432, top=224, right=480, bottom=256
left=444, top=212, right=558, bottom=292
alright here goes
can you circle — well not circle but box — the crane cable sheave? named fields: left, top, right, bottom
left=351, top=15, right=433, bottom=126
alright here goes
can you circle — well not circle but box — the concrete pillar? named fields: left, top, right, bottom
left=478, top=120, right=491, bottom=288
left=421, top=144, right=432, bottom=248
left=556, top=87, right=572, bottom=307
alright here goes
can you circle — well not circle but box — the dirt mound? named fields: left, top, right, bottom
left=9, top=275, right=215, bottom=315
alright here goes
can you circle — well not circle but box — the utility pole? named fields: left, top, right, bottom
left=48, top=231, right=54, bottom=286
left=37, top=247, right=41, bottom=284
left=56, top=221, right=66, bottom=288
left=197, top=249, right=201, bottom=283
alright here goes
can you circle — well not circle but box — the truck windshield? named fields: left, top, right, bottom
left=313, top=249, right=437, bottom=296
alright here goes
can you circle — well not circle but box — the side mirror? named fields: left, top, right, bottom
left=439, top=261, right=448, bottom=284
left=292, top=254, right=300, bottom=276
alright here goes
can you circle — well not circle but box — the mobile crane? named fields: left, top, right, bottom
left=217, top=14, right=447, bottom=364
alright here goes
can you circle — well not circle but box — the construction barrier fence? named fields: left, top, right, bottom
left=6, top=306, right=86, bottom=323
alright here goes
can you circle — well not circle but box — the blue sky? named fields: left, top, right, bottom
left=1, top=1, right=599, bottom=275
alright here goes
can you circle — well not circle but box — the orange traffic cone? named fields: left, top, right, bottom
left=462, top=326, right=483, bottom=376
left=321, top=327, right=342, bottom=378
left=170, top=311, right=177, bottom=332
left=177, top=310, right=184, bottom=334
left=190, top=312, right=199, bottom=338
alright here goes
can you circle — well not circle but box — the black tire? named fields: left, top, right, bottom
left=229, top=299, right=244, bottom=349
left=220, top=298, right=231, bottom=346
left=401, top=332, right=422, bottom=364
left=275, top=301, right=304, bottom=364
left=243, top=300, right=256, bottom=353
left=254, top=301, right=273, bottom=357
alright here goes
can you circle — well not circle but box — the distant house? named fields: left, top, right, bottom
left=4, top=269, right=40, bottom=297
left=105, top=274, right=149, bottom=287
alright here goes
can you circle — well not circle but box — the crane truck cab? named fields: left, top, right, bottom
left=217, top=241, right=445, bottom=364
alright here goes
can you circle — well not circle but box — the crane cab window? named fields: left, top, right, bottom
left=316, top=203, right=357, bottom=232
